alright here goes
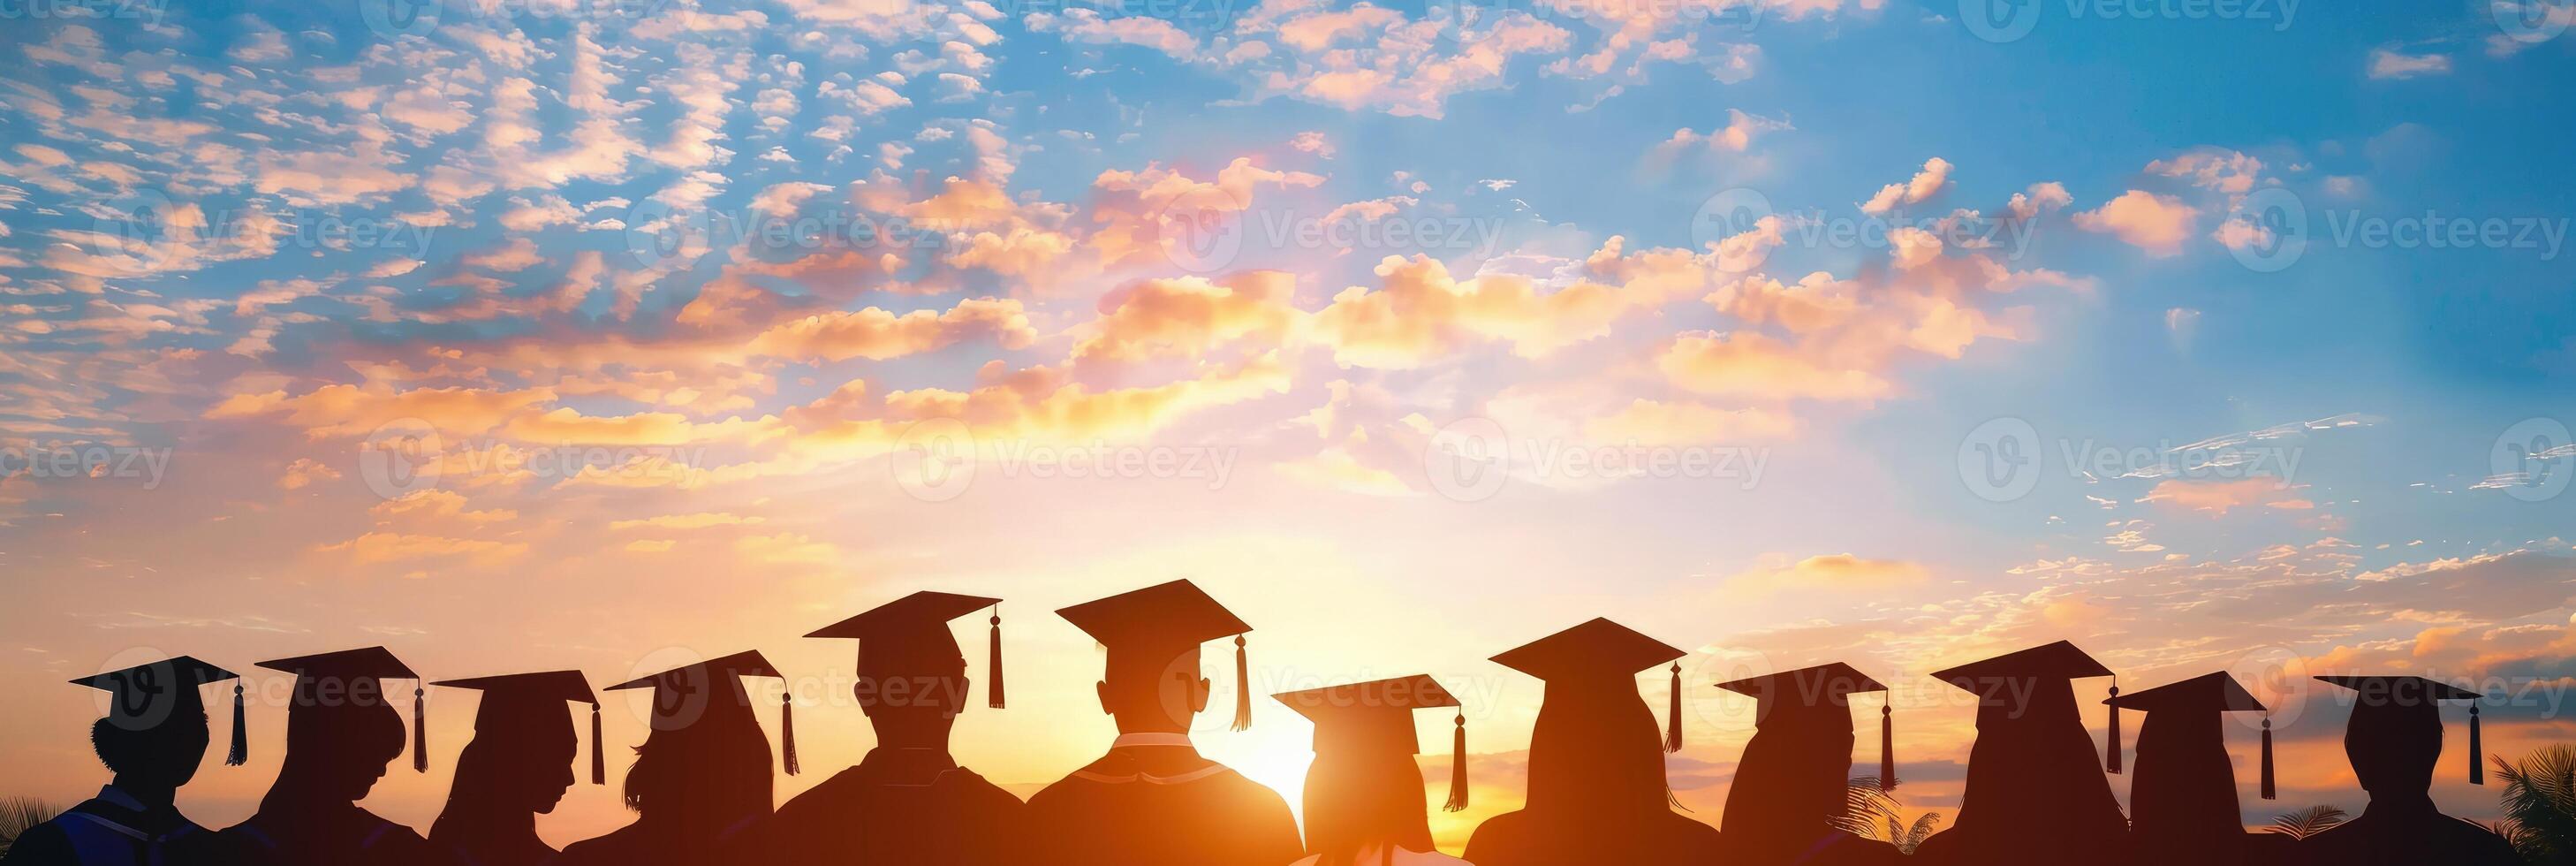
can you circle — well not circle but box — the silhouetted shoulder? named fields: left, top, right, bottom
left=2300, top=810, right=2519, bottom=866
left=1459, top=809, right=1531, bottom=863
left=1291, top=847, right=1471, bottom=866
left=0, top=822, right=74, bottom=866
left=552, top=825, right=646, bottom=866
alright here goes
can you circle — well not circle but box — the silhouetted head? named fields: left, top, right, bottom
left=2317, top=676, right=2481, bottom=801
left=620, top=703, right=774, bottom=832
left=1276, top=675, right=1460, bottom=866
left=1715, top=662, right=1885, bottom=843
left=74, top=657, right=236, bottom=794
left=1492, top=619, right=1689, bottom=817
left=451, top=709, right=580, bottom=814
left=91, top=708, right=210, bottom=790
left=1057, top=581, right=1250, bottom=735
left=283, top=700, right=408, bottom=801
left=806, top=590, right=1002, bottom=748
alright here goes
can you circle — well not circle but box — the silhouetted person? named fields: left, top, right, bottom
left=214, top=646, right=440, bottom=866
left=2298, top=676, right=2518, bottom=866
left=749, top=591, right=1027, bottom=864
left=428, top=671, right=603, bottom=866
left=2105, top=672, right=2290, bottom=866
left=0, top=657, right=245, bottom=866
left=1461, top=618, right=1719, bottom=866
left=1710, top=663, right=1903, bottom=866
left=1910, top=641, right=2129, bottom=866
left=556, top=651, right=789, bottom=866
left=1275, top=675, right=1473, bottom=866
left=1025, top=580, right=1303, bottom=866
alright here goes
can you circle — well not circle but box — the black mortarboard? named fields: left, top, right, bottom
left=808, top=590, right=1007, bottom=709
left=2315, top=675, right=2488, bottom=785
left=73, top=656, right=248, bottom=767
left=258, top=646, right=426, bottom=772
left=1277, top=675, right=1471, bottom=811
left=1717, top=662, right=1898, bottom=790
left=605, top=650, right=797, bottom=775
left=1057, top=580, right=1257, bottom=730
left=2104, top=672, right=2274, bottom=800
left=435, top=671, right=606, bottom=786
left=1491, top=618, right=1692, bottom=753
left=1932, top=641, right=2123, bottom=773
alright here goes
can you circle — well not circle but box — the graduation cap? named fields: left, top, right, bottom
left=435, top=671, right=605, bottom=786
left=1057, top=580, right=1256, bottom=731
left=72, top=656, right=248, bottom=767
left=2103, top=671, right=2274, bottom=800
left=1931, top=641, right=2122, bottom=773
left=1276, top=675, right=1471, bottom=811
left=807, top=590, right=1006, bottom=710
left=605, top=650, right=797, bottom=775
left=2315, top=675, right=2488, bottom=786
left=258, top=647, right=426, bottom=772
left=1717, top=662, right=1898, bottom=791
left=1491, top=618, right=1691, bottom=753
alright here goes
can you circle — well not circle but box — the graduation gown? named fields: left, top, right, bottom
left=1461, top=808, right=1719, bottom=866
left=0, top=786, right=213, bottom=866
left=750, top=748, right=1027, bottom=864
left=427, top=809, right=552, bottom=866
left=1708, top=828, right=1904, bottom=866
left=2295, top=800, right=2519, bottom=866
left=211, top=798, right=439, bottom=866
left=554, top=815, right=762, bottom=866
left=1291, top=845, right=1470, bottom=866
left=1025, top=736, right=1302, bottom=866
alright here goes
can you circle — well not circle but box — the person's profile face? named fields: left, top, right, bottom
left=522, top=732, right=579, bottom=813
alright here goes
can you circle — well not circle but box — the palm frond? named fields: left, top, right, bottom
left=2493, top=746, right=2576, bottom=863
left=2266, top=805, right=2348, bottom=839
left=0, top=796, right=60, bottom=855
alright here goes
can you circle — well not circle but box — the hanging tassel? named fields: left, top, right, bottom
left=988, top=608, right=1007, bottom=710
left=2105, top=680, right=2123, bottom=774
left=413, top=686, right=428, bottom=773
left=781, top=693, right=799, bottom=776
left=2259, top=718, right=2277, bottom=801
left=1880, top=703, right=1897, bottom=792
left=1231, top=635, right=1254, bottom=731
left=1444, top=712, right=1470, bottom=812
left=590, top=703, right=606, bottom=785
left=1664, top=663, right=1684, bottom=754
left=226, top=682, right=248, bottom=767
left=2470, top=704, right=2485, bottom=786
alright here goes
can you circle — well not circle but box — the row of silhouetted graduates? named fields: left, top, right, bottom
left=1, top=579, right=2527, bottom=866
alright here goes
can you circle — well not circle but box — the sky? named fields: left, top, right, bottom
left=3, top=0, right=2575, bottom=852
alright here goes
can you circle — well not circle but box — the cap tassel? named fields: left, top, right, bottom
left=1443, top=712, right=1470, bottom=812
left=1664, top=663, right=1684, bottom=754
left=1230, top=635, right=1253, bottom=732
left=988, top=609, right=1006, bottom=710
left=226, top=682, right=248, bottom=767
left=2105, top=680, right=2123, bottom=774
left=589, top=703, right=606, bottom=786
left=781, top=693, right=799, bottom=776
left=2470, top=704, right=2485, bottom=786
left=2259, top=718, right=2277, bottom=801
left=413, top=686, right=428, bottom=773
left=1879, top=703, right=1897, bottom=792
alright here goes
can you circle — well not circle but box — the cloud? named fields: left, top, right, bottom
left=2137, top=477, right=2308, bottom=516
left=1657, top=331, right=1894, bottom=402
left=1724, top=553, right=1930, bottom=598
left=746, top=298, right=1037, bottom=362
left=2368, top=49, right=2453, bottom=80
left=1860, top=157, right=1951, bottom=215
left=2074, top=189, right=2200, bottom=256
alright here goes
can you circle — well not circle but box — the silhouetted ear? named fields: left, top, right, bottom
left=1189, top=677, right=1212, bottom=714
left=951, top=677, right=972, bottom=719
left=1095, top=680, right=1114, bottom=716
